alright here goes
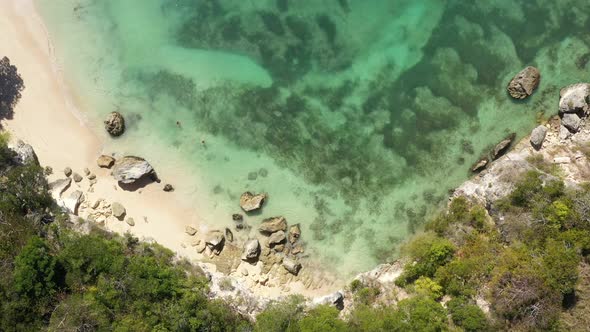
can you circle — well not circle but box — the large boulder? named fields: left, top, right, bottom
left=312, top=291, right=344, bottom=310
left=49, top=178, right=71, bottom=200
left=561, top=113, right=582, bottom=133
left=241, top=239, right=260, bottom=261
left=259, top=216, right=287, bottom=234
left=63, top=190, right=84, bottom=215
left=559, top=83, right=590, bottom=114
left=282, top=257, right=302, bottom=275
left=239, top=192, right=266, bottom=212
left=491, top=133, right=516, bottom=160
left=205, top=230, right=225, bottom=255
left=97, top=155, right=116, bottom=168
left=111, top=202, right=126, bottom=219
left=507, top=66, right=540, bottom=99
left=268, top=230, right=286, bottom=245
left=9, top=140, right=38, bottom=165
left=104, top=112, right=125, bottom=136
left=530, top=125, right=548, bottom=150
left=111, top=156, right=154, bottom=184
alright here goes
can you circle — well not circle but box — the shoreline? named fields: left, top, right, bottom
left=0, top=0, right=341, bottom=304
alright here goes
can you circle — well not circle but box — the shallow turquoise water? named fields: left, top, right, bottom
left=36, top=0, right=590, bottom=276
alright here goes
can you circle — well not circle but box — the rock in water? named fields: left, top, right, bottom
left=104, top=112, right=125, bottom=136
left=561, top=113, right=582, bottom=133
left=232, top=213, right=243, bottom=221
left=97, top=155, right=116, bottom=168
left=559, top=83, right=590, bottom=114
left=63, top=190, right=84, bottom=215
left=111, top=202, right=126, bottom=219
left=530, top=125, right=548, bottom=150
left=289, top=224, right=301, bottom=244
left=471, top=158, right=488, bottom=173
left=268, top=230, right=286, bottom=245
left=259, top=216, right=288, bottom=234
left=49, top=178, right=71, bottom=199
left=9, top=140, right=38, bottom=165
left=242, top=239, right=260, bottom=261
left=111, top=156, right=154, bottom=184
left=239, top=192, right=266, bottom=212
left=491, top=133, right=515, bottom=160
left=282, top=258, right=302, bottom=275
left=507, top=66, right=540, bottom=99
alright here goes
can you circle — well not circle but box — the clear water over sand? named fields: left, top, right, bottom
left=36, top=0, right=590, bottom=276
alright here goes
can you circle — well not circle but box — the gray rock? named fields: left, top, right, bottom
left=195, top=240, right=207, bottom=253
left=64, top=167, right=72, bottom=177
left=559, top=83, right=590, bottom=114
left=63, top=190, right=84, bottom=215
left=104, top=111, right=125, bottom=136
left=241, top=239, right=260, bottom=261
left=562, top=113, right=582, bottom=133
left=530, top=125, right=548, bottom=150
left=313, top=291, right=344, bottom=310
left=205, top=231, right=225, bottom=255
left=83, top=168, right=90, bottom=176
left=9, top=140, right=38, bottom=165
left=72, top=173, right=83, bottom=183
left=125, top=217, right=135, bottom=226
left=111, top=202, right=126, bottom=219
left=559, top=125, right=572, bottom=140
left=471, top=158, right=488, bottom=173
left=289, top=224, right=301, bottom=244
left=49, top=178, right=71, bottom=199
left=97, top=155, right=116, bottom=168
left=111, top=156, right=154, bottom=184
left=507, top=66, right=541, bottom=99
left=282, top=257, right=302, bottom=275
left=268, top=230, right=286, bottom=245
left=239, top=192, right=266, bottom=212
left=491, top=133, right=515, bottom=160
left=259, top=216, right=287, bottom=234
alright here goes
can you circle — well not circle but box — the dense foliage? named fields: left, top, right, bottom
left=0, top=56, right=24, bottom=118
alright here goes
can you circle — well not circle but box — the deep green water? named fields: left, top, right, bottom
left=36, top=0, right=590, bottom=276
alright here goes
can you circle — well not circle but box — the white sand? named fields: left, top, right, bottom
left=0, top=0, right=340, bottom=300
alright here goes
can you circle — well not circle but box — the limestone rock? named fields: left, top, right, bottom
left=9, top=140, right=39, bottom=165
left=111, top=202, right=126, bottom=219
left=72, top=173, right=83, bottom=183
left=111, top=156, right=154, bottom=184
left=313, top=291, right=344, bottom=310
left=289, top=224, right=301, bottom=244
left=471, top=158, right=488, bottom=173
left=269, top=230, right=286, bottom=245
left=491, top=133, right=515, bottom=160
left=104, top=111, right=125, bottom=136
left=185, top=225, right=198, bottom=236
left=125, top=217, right=135, bottom=226
left=559, top=83, right=590, bottom=114
left=64, top=167, right=72, bottom=177
left=507, top=66, right=540, bottom=99
left=205, top=231, right=225, bottom=255
left=562, top=113, right=582, bottom=133
left=282, top=258, right=302, bottom=275
left=239, top=192, right=266, bottom=212
left=559, top=125, right=572, bottom=140
left=530, top=125, right=548, bottom=150
left=49, top=178, right=71, bottom=199
left=63, top=190, right=84, bottom=215
left=242, top=239, right=260, bottom=261
left=97, top=155, right=115, bottom=168
left=259, top=216, right=287, bottom=234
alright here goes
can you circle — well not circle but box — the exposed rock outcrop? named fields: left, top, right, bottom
left=312, top=291, right=344, bottom=310
left=530, top=125, right=548, bottom=150
left=471, top=158, right=488, bottom=173
left=242, top=239, right=260, bottom=261
left=9, top=140, right=38, bottom=165
left=63, top=190, right=84, bottom=215
left=239, top=192, right=266, bottom=212
left=111, top=156, right=154, bottom=184
left=206, top=230, right=225, bottom=255
left=97, top=155, right=116, bottom=168
left=259, top=216, right=287, bottom=234
left=72, top=173, right=83, bottom=183
left=49, top=178, right=71, bottom=200
left=491, top=133, right=516, bottom=160
left=64, top=167, right=72, bottom=177
left=104, top=111, right=125, bottom=136
left=559, top=83, right=590, bottom=114
left=507, top=66, right=540, bottom=99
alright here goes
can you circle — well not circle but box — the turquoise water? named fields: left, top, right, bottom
left=36, top=0, right=590, bottom=276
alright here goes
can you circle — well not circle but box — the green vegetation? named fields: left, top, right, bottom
left=0, top=56, right=24, bottom=118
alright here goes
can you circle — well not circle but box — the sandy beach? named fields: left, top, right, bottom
left=0, top=0, right=340, bottom=301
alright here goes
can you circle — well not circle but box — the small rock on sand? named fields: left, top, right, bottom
left=97, top=155, right=116, bottom=168
left=64, top=167, right=72, bottom=177
left=185, top=225, right=198, bottom=236
left=111, top=202, right=126, bottom=219
left=73, top=173, right=83, bottom=183
left=125, top=217, right=135, bottom=226
left=163, top=184, right=174, bottom=192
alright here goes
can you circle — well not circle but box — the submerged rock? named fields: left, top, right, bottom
left=491, top=133, right=516, bottom=160
left=530, top=125, right=548, bottom=150
left=111, top=156, right=154, bottom=184
left=288, top=224, right=301, bottom=244
left=507, top=66, right=540, bottom=99
left=9, top=140, right=39, bottom=165
left=559, top=125, right=572, bottom=140
left=282, top=257, right=302, bottom=275
left=259, top=216, right=287, bottom=234
left=242, top=239, right=261, bottom=261
left=104, top=111, right=125, bottom=136
left=562, top=113, right=582, bottom=133
left=111, top=202, right=126, bottom=219
left=97, top=155, right=116, bottom=168
left=232, top=213, right=244, bottom=222
left=239, top=192, right=266, bottom=212
left=471, top=158, right=488, bottom=173
left=559, top=83, right=590, bottom=114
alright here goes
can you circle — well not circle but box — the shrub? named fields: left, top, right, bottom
left=509, top=170, right=543, bottom=207
left=0, top=56, right=25, bottom=117
left=298, top=305, right=346, bottom=332
left=414, top=276, right=443, bottom=299
left=396, top=232, right=455, bottom=286
left=255, top=295, right=304, bottom=332
left=13, top=236, right=57, bottom=299
left=390, top=296, right=448, bottom=332
left=447, top=297, right=490, bottom=332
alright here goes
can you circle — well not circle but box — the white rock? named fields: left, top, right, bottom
left=111, top=156, right=154, bottom=184
left=63, top=190, right=84, bottom=215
